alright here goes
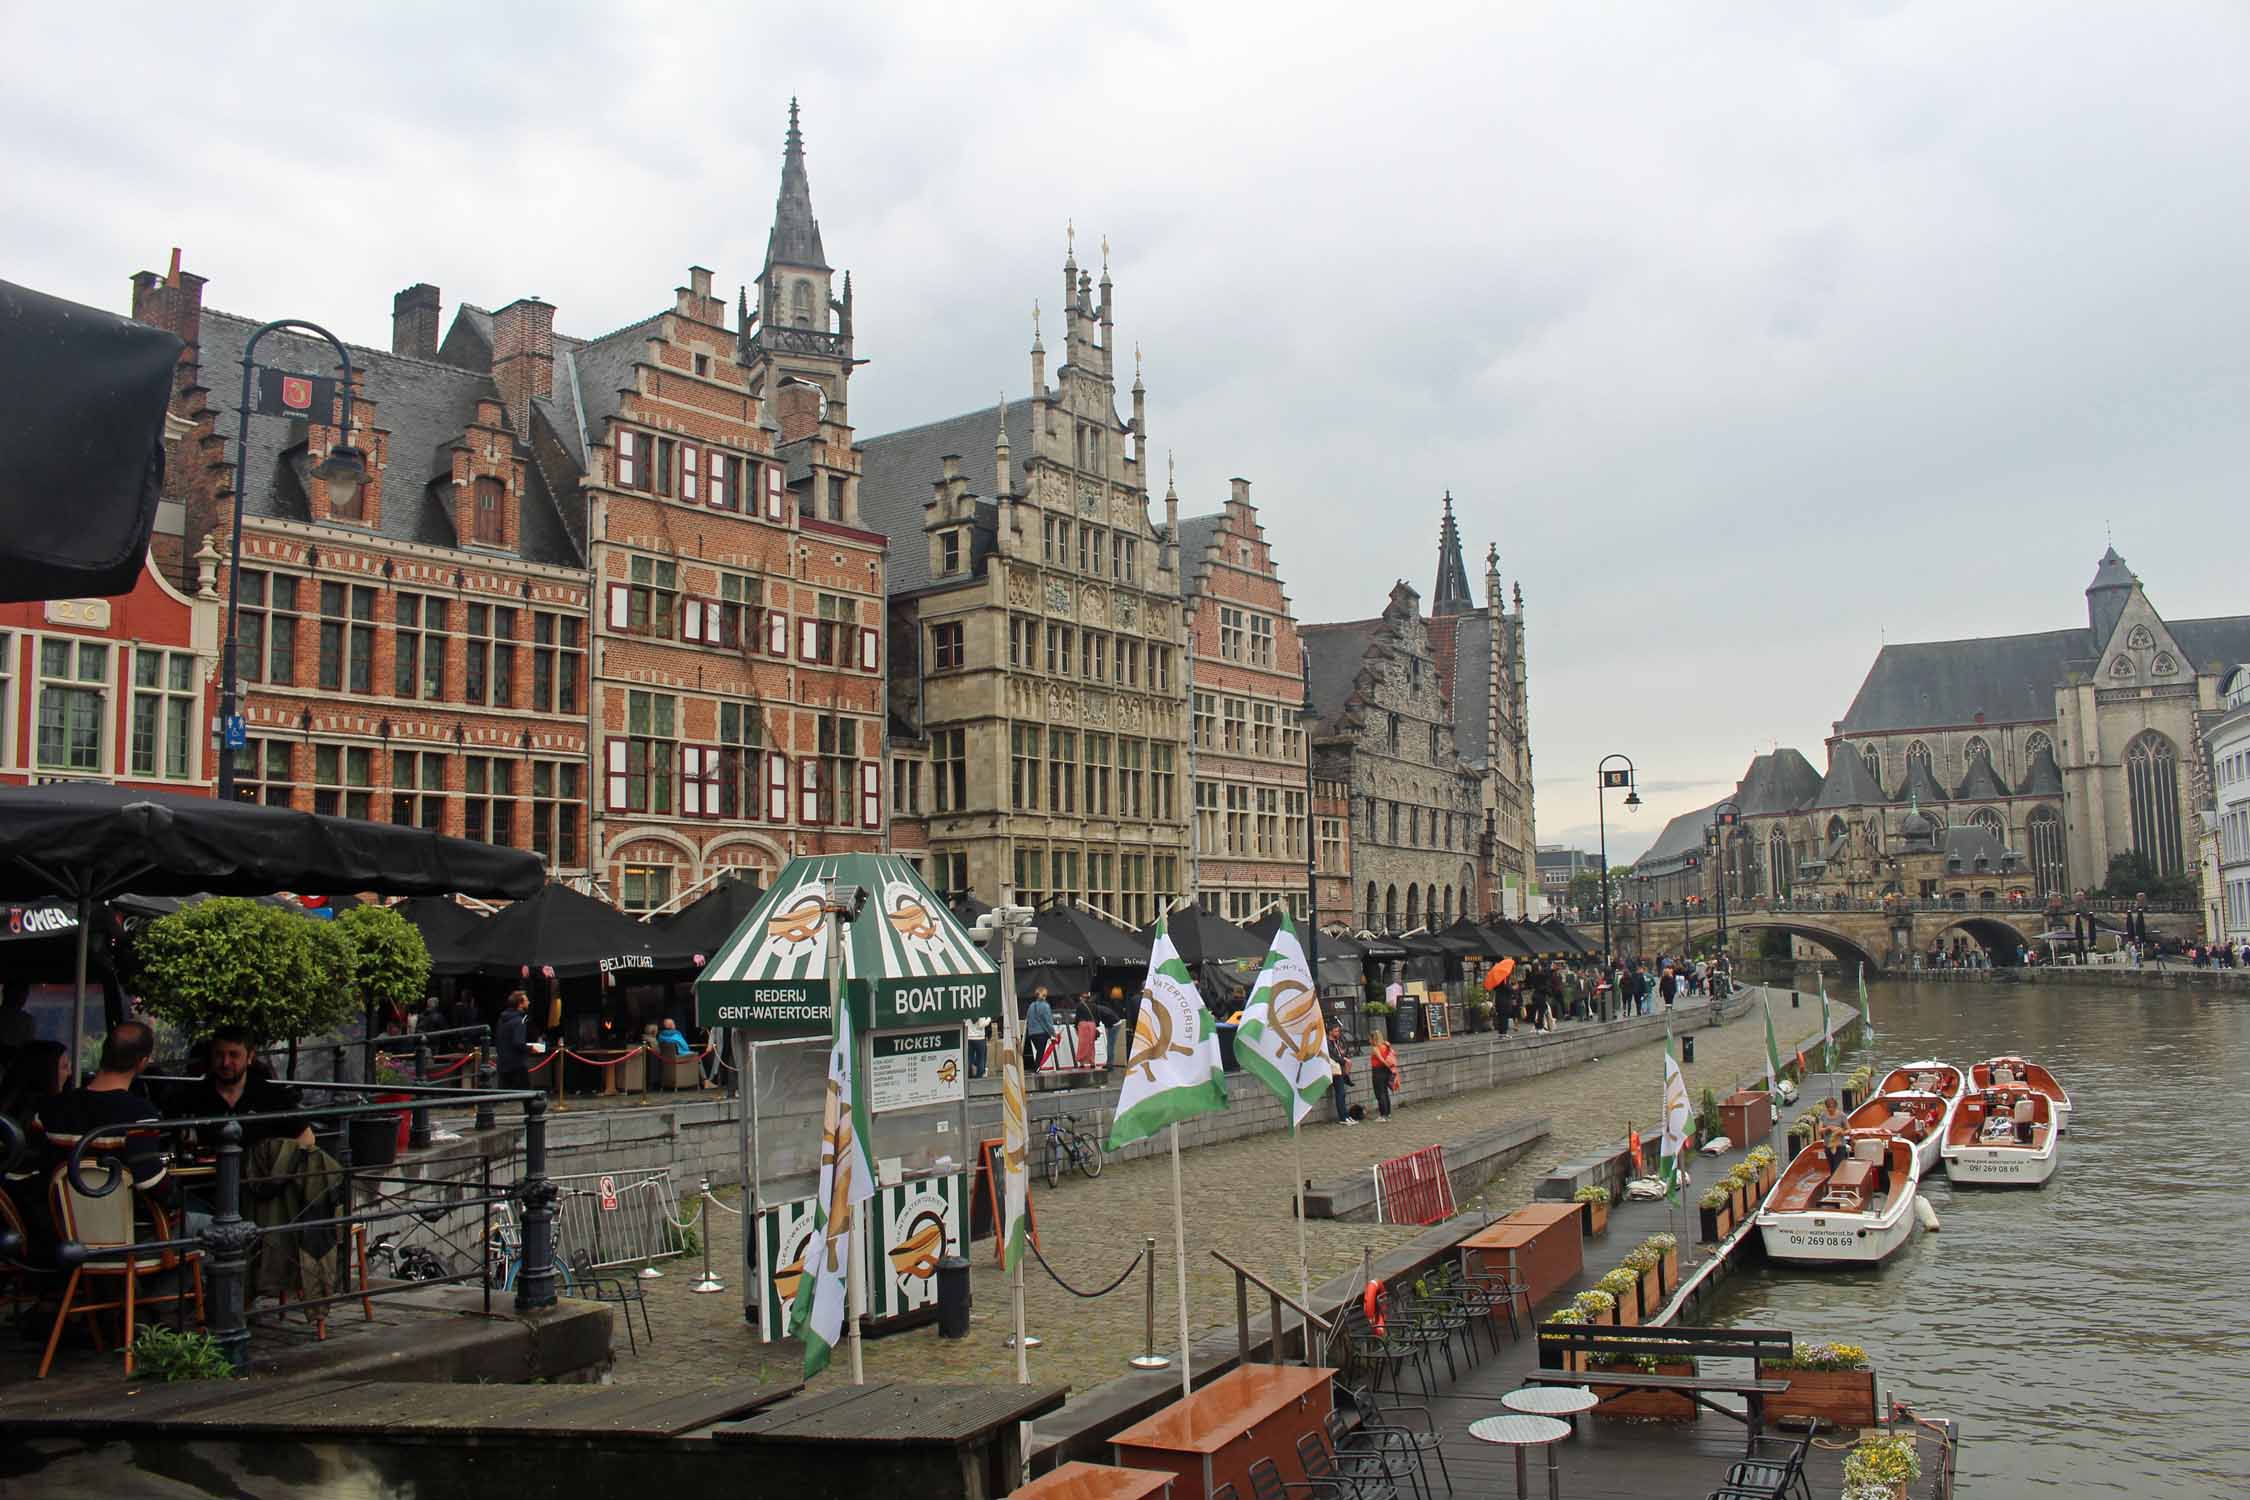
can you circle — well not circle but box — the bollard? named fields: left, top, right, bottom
left=515, top=1095, right=560, bottom=1311
left=200, top=1121, right=257, bottom=1373
left=1682, top=1033, right=1696, bottom=1065
left=409, top=1038, right=433, bottom=1149
left=1129, top=1235, right=1169, bottom=1369
left=473, top=1038, right=497, bottom=1133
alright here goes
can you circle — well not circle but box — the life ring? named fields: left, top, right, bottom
left=1362, top=1280, right=1388, bottom=1336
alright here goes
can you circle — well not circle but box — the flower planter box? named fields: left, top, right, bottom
left=1579, top=1199, right=1609, bottom=1237
left=1637, top=1264, right=1663, bottom=1321
left=1699, top=1203, right=1732, bottom=1243
left=1610, top=1293, right=1639, bottom=1328
left=1719, top=1090, right=1774, bottom=1148
left=1654, top=1246, right=1678, bottom=1293
left=1786, top=1126, right=1813, bottom=1162
left=1732, top=1184, right=1754, bottom=1220
left=1756, top=1365, right=1879, bottom=1430
left=1841, top=1086, right=1864, bottom=1111
left=1590, top=1359, right=1699, bottom=1420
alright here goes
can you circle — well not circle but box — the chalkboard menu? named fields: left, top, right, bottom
left=1425, top=999, right=1451, bottom=1039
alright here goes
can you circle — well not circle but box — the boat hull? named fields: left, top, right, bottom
left=1942, top=1138, right=2059, bottom=1186
left=1758, top=1203, right=1917, bottom=1265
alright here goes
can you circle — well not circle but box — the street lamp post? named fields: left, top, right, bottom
left=216, top=322, right=366, bottom=802
left=1596, top=754, right=1640, bottom=964
left=1706, top=801, right=1740, bottom=954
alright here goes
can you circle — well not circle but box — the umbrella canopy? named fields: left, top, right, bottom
left=1354, top=933, right=1410, bottom=961
left=694, top=853, right=998, bottom=1033
left=0, top=783, right=544, bottom=903
left=394, top=895, right=490, bottom=976
left=1470, top=920, right=1539, bottom=960
left=1033, top=903, right=1149, bottom=968
left=1141, top=905, right=1264, bottom=965
left=1435, top=918, right=1500, bottom=957
left=471, top=882, right=667, bottom=981
left=655, top=872, right=767, bottom=966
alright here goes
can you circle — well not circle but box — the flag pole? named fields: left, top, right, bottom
left=1000, top=921, right=1030, bottom=1385
left=1291, top=1118, right=1312, bottom=1361
left=826, top=894, right=866, bottom=1387
left=1169, top=1121, right=1193, bottom=1398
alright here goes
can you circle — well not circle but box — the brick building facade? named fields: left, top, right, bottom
left=1178, top=479, right=1309, bottom=922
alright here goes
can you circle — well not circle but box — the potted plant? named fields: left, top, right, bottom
left=1747, top=1145, right=1779, bottom=1193
left=1540, top=1306, right=1586, bottom=1371
left=1726, top=1163, right=1759, bottom=1218
left=1595, top=1267, right=1641, bottom=1326
left=1570, top=1288, right=1617, bottom=1326
left=1841, top=1066, right=1874, bottom=1111
left=1698, top=1183, right=1733, bottom=1243
left=1466, top=998, right=1494, bottom=1033
left=1758, top=1340, right=1877, bottom=1430
left=1588, top=1338, right=1698, bottom=1420
left=1574, top=1183, right=1612, bottom=1237
left=1641, top=1232, right=1679, bottom=1293
left=1695, top=1087, right=1726, bottom=1146
left=1621, top=1244, right=1663, bottom=1319
left=1788, top=1108, right=1824, bottom=1162
left=1841, top=1430, right=1922, bottom=1499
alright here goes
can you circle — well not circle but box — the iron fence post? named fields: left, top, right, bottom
left=473, top=1033, right=497, bottom=1132
left=200, top=1120, right=257, bottom=1373
left=410, top=1038, right=433, bottom=1149
left=515, top=1094, right=559, bottom=1311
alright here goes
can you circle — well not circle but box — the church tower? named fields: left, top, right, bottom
left=1431, top=492, right=1474, bottom=616
left=743, top=99, right=857, bottom=426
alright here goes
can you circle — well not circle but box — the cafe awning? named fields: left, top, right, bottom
left=694, top=854, right=998, bottom=1033
left=393, top=895, right=490, bottom=976
left=655, top=872, right=766, bottom=967
left=469, top=882, right=668, bottom=982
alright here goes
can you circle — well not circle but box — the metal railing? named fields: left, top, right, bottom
left=1212, top=1249, right=1332, bottom=1368
left=10, top=1079, right=559, bottom=1374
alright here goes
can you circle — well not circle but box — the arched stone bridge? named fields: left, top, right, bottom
left=1569, top=901, right=2200, bottom=971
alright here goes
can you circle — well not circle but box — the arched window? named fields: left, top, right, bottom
left=1384, top=885, right=1399, bottom=930
left=1364, top=882, right=1377, bottom=929
left=2126, top=732, right=2184, bottom=875
left=2109, top=655, right=2135, bottom=678
left=1768, top=828, right=1791, bottom=900
left=1826, top=815, right=1847, bottom=845
left=2151, top=652, right=2178, bottom=676
left=1861, top=743, right=1882, bottom=788
left=1461, top=864, right=1477, bottom=909
left=1970, top=808, right=2005, bottom=843
left=1964, top=735, right=1990, bottom=768
left=1441, top=886, right=1454, bottom=925
left=2026, top=806, right=2064, bottom=896
left=2127, top=625, right=2154, bottom=649
left=1427, top=884, right=1439, bottom=927
left=1906, top=741, right=1932, bottom=778
left=791, top=279, right=815, bottom=327
left=1405, top=885, right=1420, bottom=929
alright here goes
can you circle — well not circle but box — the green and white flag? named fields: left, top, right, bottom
left=788, top=991, right=877, bottom=1378
left=1762, top=990, right=1784, bottom=1097
left=1659, top=1026, right=1692, bottom=1203
left=999, top=1022, right=1030, bottom=1273
left=1858, top=963, right=1874, bottom=1044
left=1235, top=912, right=1334, bottom=1129
left=1107, top=915, right=1230, bottom=1149
left=1820, top=976, right=1835, bottom=1075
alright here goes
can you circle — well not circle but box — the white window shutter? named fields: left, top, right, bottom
left=682, top=446, right=698, bottom=502
left=799, top=618, right=818, bottom=662
left=800, top=758, right=821, bottom=824
left=708, top=451, right=727, bottom=510
left=766, top=753, right=789, bottom=821
left=857, top=625, right=878, bottom=672
left=681, top=746, right=702, bottom=817
left=607, top=741, right=629, bottom=809
left=616, top=431, right=636, bottom=489
left=607, top=583, right=630, bottom=630
left=765, top=465, right=784, bottom=520
left=861, top=760, right=881, bottom=828
left=684, top=599, right=704, bottom=644
left=766, top=608, right=788, bottom=656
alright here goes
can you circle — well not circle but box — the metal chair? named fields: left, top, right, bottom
left=1341, top=1306, right=1421, bottom=1401
left=1297, top=1425, right=1406, bottom=1500
left=1247, top=1455, right=1350, bottom=1500
left=1456, top=1257, right=1531, bottom=1341
left=1332, top=1394, right=1451, bottom=1499
left=1724, top=1424, right=1813, bottom=1500
left=38, top=1154, right=205, bottom=1378
left=565, top=1247, right=652, bottom=1355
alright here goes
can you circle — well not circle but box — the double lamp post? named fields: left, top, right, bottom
left=1596, top=753, right=1639, bottom=964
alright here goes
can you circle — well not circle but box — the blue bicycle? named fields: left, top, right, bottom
left=1043, top=1112, right=1103, bottom=1189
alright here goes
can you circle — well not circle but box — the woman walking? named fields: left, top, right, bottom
left=1073, top=993, right=1100, bottom=1069
left=1368, top=1033, right=1401, bottom=1121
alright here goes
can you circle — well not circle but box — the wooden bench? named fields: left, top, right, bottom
left=1530, top=1325, right=1792, bottom=1455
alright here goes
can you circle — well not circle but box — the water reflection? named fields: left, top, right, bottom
left=1709, top=978, right=2249, bottom=1498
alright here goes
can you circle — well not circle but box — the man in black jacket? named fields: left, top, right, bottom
left=494, top=990, right=532, bottom=1090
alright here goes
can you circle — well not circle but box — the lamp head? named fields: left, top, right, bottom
left=315, top=444, right=369, bottom=515
left=1624, top=790, right=1642, bottom=810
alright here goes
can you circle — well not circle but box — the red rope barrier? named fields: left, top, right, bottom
left=425, top=1051, right=478, bottom=1080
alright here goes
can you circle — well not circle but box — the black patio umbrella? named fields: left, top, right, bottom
left=1034, top=903, right=1150, bottom=968
left=655, top=872, right=766, bottom=967
left=395, top=895, right=491, bottom=977
left=1144, top=905, right=1265, bottom=965
left=468, top=882, right=666, bottom=981
left=0, top=783, right=543, bottom=1067
left=1476, top=919, right=1542, bottom=960
left=1437, top=917, right=1504, bottom=958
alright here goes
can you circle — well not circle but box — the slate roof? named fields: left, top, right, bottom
left=566, top=315, right=662, bottom=446
left=1176, top=512, right=1224, bottom=597
left=1301, top=618, right=1386, bottom=733
left=1814, top=743, right=1889, bottom=809
left=2016, top=742, right=2064, bottom=797
left=1941, top=825, right=2015, bottom=871
left=1737, top=749, right=1823, bottom=817
left=858, top=399, right=1036, bottom=595
left=2085, top=546, right=2137, bottom=647
left=1954, top=750, right=2010, bottom=802
left=1446, top=613, right=1494, bottom=765
left=1634, top=799, right=1723, bottom=874
left=1898, top=756, right=1949, bottom=807
left=2168, top=618, right=2250, bottom=674
left=195, top=310, right=580, bottom=567
left=1838, top=629, right=2090, bottom=733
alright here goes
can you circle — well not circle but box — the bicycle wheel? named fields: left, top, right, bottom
left=1074, top=1134, right=1103, bottom=1180
left=1044, top=1137, right=1061, bottom=1191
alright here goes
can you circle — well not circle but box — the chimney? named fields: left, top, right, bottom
left=775, top=381, right=823, bottom=444
left=490, top=297, right=555, bottom=438
left=392, top=283, right=441, bottom=358
left=1230, top=477, right=1250, bottom=507
left=130, top=247, right=206, bottom=356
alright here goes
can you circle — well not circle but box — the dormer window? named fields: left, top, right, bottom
left=472, top=476, right=505, bottom=544
left=940, top=529, right=962, bottom=575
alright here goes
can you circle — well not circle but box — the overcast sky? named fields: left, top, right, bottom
left=8, top=3, right=2247, bottom=865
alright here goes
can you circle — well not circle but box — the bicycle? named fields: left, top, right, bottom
left=1042, top=1112, right=1103, bottom=1189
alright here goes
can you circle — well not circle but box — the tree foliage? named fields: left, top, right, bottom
left=1566, top=870, right=1605, bottom=913
left=2099, top=852, right=2194, bottom=903
left=334, top=903, right=431, bottom=1021
left=135, top=898, right=346, bottom=1045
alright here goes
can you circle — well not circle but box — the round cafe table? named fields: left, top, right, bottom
left=1503, top=1385, right=1599, bottom=1430
left=1468, top=1412, right=1571, bottom=1500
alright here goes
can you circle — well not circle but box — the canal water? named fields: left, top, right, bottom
left=1708, top=977, right=2248, bottom=1498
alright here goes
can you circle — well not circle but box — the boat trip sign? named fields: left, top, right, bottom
left=869, top=1029, right=964, bottom=1114
left=694, top=854, right=998, bottom=1033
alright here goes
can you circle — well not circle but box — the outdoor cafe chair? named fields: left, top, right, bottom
left=566, top=1247, right=652, bottom=1355
left=1331, top=1394, right=1452, bottom=1499
left=1296, top=1427, right=1406, bottom=1500
left=1, top=1190, right=38, bottom=1316
left=1341, top=1306, right=1421, bottom=1401
left=1247, top=1455, right=1352, bottom=1500
left=1427, top=1263, right=1505, bottom=1357
left=38, top=1149, right=205, bottom=1378
left=1454, top=1258, right=1530, bottom=1342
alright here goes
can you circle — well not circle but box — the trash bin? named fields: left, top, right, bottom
left=1681, top=1034, right=1696, bottom=1065
left=936, top=1254, right=971, bottom=1339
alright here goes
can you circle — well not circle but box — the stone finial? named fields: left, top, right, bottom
left=194, top=532, right=222, bottom=600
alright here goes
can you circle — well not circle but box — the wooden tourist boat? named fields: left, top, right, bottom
left=1876, top=1060, right=1965, bottom=1117
left=1844, top=1089, right=1951, bottom=1173
left=1756, top=1133, right=1921, bottom=1266
left=1942, top=1084, right=2060, bottom=1186
left=1971, top=1055, right=2072, bottom=1128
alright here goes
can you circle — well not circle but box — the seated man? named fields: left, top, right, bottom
left=654, top=1019, right=693, bottom=1058
left=36, top=1020, right=170, bottom=1194
left=164, top=1026, right=313, bottom=1151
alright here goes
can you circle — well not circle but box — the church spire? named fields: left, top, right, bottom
left=764, top=97, right=829, bottom=274
left=1432, top=492, right=1474, bottom=616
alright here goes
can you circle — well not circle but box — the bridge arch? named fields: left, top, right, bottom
left=1931, top=915, right=2034, bottom=965
left=1728, top=919, right=1882, bottom=974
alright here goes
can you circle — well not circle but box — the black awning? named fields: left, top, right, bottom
left=0, top=279, right=181, bottom=602
left=1144, top=906, right=1265, bottom=965
left=0, top=783, right=543, bottom=903
left=1034, top=903, right=1150, bottom=968
left=467, top=882, right=670, bottom=981
left=654, top=872, right=766, bottom=966
left=393, top=895, right=491, bottom=976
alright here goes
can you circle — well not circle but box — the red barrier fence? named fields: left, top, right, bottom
left=1371, top=1144, right=1456, bottom=1225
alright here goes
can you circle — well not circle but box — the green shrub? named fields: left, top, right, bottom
left=131, top=1325, right=234, bottom=1382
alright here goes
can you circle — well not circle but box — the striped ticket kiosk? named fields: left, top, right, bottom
left=695, top=854, right=998, bottom=1344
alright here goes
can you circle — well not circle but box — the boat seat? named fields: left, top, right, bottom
left=1852, top=1136, right=1885, bottom=1163
left=2013, top=1098, right=2036, bottom=1125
